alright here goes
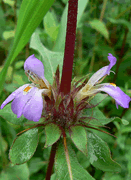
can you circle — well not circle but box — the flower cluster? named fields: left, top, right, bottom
left=1, top=54, right=130, bottom=124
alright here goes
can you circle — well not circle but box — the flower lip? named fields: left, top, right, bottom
left=96, top=84, right=131, bottom=108
left=24, top=55, right=50, bottom=88
left=24, top=54, right=45, bottom=79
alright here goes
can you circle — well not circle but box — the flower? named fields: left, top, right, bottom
left=1, top=54, right=51, bottom=122
left=76, top=53, right=130, bottom=108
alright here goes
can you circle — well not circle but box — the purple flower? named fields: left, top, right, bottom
left=1, top=55, right=51, bottom=122
left=76, top=53, right=130, bottom=108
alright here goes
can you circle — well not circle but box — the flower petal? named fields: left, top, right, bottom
left=24, top=54, right=45, bottom=79
left=1, top=84, right=29, bottom=109
left=23, top=89, right=44, bottom=122
left=11, top=86, right=36, bottom=118
left=107, top=53, right=117, bottom=75
left=87, top=53, right=117, bottom=87
left=94, top=84, right=131, bottom=108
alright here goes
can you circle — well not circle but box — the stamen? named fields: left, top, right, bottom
left=23, top=86, right=32, bottom=92
left=25, top=70, right=48, bottom=89
left=96, top=75, right=107, bottom=85
left=110, top=83, right=116, bottom=87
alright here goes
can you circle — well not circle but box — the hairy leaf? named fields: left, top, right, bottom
left=9, top=128, right=38, bottom=165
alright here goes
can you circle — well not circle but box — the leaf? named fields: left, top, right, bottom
left=89, top=19, right=109, bottom=40
left=70, top=126, right=88, bottom=156
left=0, top=0, right=55, bottom=94
left=51, top=173, right=57, bottom=180
left=55, top=139, right=95, bottom=180
left=0, top=136, right=8, bottom=156
left=103, top=172, right=123, bottom=180
left=121, top=119, right=129, bottom=125
left=28, top=157, right=46, bottom=175
left=76, top=150, right=90, bottom=169
left=3, top=0, right=15, bottom=7
left=3, top=30, right=15, bottom=40
left=9, top=128, right=38, bottom=165
left=121, top=127, right=131, bottom=134
left=44, top=11, right=59, bottom=41
left=44, top=123, right=61, bottom=148
left=0, top=163, right=29, bottom=180
left=0, top=104, right=28, bottom=125
left=83, top=106, right=119, bottom=126
left=53, top=0, right=89, bottom=52
left=30, top=32, right=64, bottom=84
left=87, top=131, right=121, bottom=172
left=107, top=18, right=131, bottom=31
left=89, top=93, right=108, bottom=107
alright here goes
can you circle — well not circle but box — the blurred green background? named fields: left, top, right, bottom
left=0, top=0, right=131, bottom=179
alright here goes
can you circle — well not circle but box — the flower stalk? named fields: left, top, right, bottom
left=60, top=0, right=78, bottom=95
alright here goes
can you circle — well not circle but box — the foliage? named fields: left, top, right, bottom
left=0, top=0, right=131, bottom=179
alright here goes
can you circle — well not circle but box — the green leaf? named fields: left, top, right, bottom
left=28, top=157, right=46, bottom=175
left=3, top=0, right=15, bottom=7
left=9, top=128, right=38, bottom=165
left=15, top=61, right=24, bottom=69
left=55, top=139, right=95, bottom=180
left=0, top=163, right=29, bottom=180
left=89, top=93, right=108, bottom=106
left=44, top=11, right=59, bottom=41
left=0, top=0, right=55, bottom=94
left=70, top=126, right=88, bottom=156
left=121, top=127, right=131, bottom=134
left=30, top=32, right=64, bottom=84
left=76, top=150, right=90, bottom=169
left=89, top=19, right=109, bottom=41
left=103, top=172, right=123, bottom=180
left=45, top=123, right=61, bottom=148
left=87, top=131, right=121, bottom=172
left=107, top=18, right=131, bottom=31
left=51, top=173, right=57, bottom=180
left=83, top=106, right=119, bottom=126
left=0, top=136, right=8, bottom=156
left=3, top=30, right=15, bottom=40
left=53, top=0, right=89, bottom=52
left=121, top=119, right=129, bottom=125
left=0, top=104, right=27, bottom=125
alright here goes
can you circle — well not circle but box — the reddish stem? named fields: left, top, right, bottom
left=60, top=0, right=78, bottom=95
left=45, top=142, right=58, bottom=180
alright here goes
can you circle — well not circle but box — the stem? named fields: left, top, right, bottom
left=63, top=135, right=73, bottom=180
left=113, top=8, right=131, bottom=82
left=60, top=0, right=78, bottom=95
left=115, top=5, right=131, bottom=20
left=14, top=0, right=17, bottom=27
left=113, top=28, right=129, bottom=82
left=45, top=142, right=58, bottom=180
left=99, top=0, right=108, bottom=21
left=89, top=0, right=108, bottom=72
left=25, top=43, right=29, bottom=59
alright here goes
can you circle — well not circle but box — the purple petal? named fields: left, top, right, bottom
left=24, top=54, right=45, bottom=79
left=22, top=89, right=44, bottom=122
left=107, top=53, right=117, bottom=75
left=87, top=54, right=117, bottom=87
left=11, top=86, right=36, bottom=118
left=1, top=84, right=29, bottom=109
left=96, top=84, right=130, bottom=108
